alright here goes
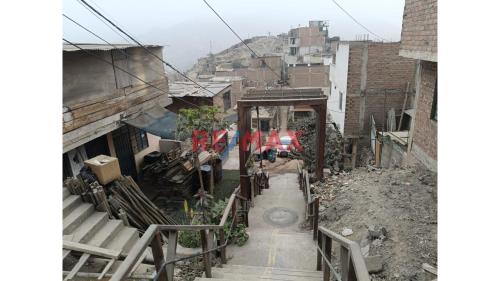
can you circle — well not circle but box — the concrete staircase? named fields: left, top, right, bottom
left=196, top=264, right=322, bottom=281
left=62, top=187, right=144, bottom=278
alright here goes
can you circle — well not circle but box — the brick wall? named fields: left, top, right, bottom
left=344, top=42, right=416, bottom=137
left=399, top=0, right=437, bottom=61
left=411, top=61, right=437, bottom=163
left=288, top=65, right=330, bottom=88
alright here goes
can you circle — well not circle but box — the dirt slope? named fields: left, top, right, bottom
left=314, top=166, right=437, bottom=280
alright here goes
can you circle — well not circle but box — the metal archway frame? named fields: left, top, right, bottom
left=237, top=88, right=328, bottom=200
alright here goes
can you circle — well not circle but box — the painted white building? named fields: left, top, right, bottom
left=328, top=43, right=349, bottom=134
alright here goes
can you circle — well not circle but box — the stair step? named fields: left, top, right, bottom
left=63, top=203, right=94, bottom=234
left=87, top=220, right=125, bottom=247
left=69, top=212, right=108, bottom=243
left=221, top=264, right=323, bottom=277
left=63, top=188, right=70, bottom=200
left=209, top=268, right=322, bottom=281
left=105, top=227, right=139, bottom=254
left=63, top=195, right=82, bottom=218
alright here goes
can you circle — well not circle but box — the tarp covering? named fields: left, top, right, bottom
left=123, top=105, right=177, bottom=139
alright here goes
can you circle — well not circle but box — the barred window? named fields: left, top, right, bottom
left=128, top=126, right=149, bottom=153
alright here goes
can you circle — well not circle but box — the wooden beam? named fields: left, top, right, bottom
left=63, top=240, right=121, bottom=259
left=166, top=231, right=178, bottom=281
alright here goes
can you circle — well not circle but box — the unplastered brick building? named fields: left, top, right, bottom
left=330, top=41, right=416, bottom=137
left=399, top=0, right=437, bottom=171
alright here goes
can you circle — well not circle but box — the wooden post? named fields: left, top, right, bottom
left=375, top=139, right=382, bottom=168
left=166, top=231, right=178, bottom=281
left=322, top=235, right=332, bottom=281
left=313, top=197, right=319, bottom=240
left=200, top=229, right=212, bottom=278
left=340, top=245, right=352, bottom=281
left=309, top=203, right=313, bottom=228
left=150, top=232, right=166, bottom=281
left=351, top=138, right=358, bottom=168
left=316, top=231, right=323, bottom=271
left=313, top=103, right=327, bottom=179
left=118, top=209, right=130, bottom=227
left=219, top=228, right=226, bottom=264
left=209, top=167, right=215, bottom=195
left=238, top=103, right=251, bottom=200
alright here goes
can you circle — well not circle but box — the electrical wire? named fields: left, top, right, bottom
left=63, top=14, right=167, bottom=79
left=79, top=0, right=220, bottom=97
left=201, top=0, right=284, bottom=83
left=75, top=0, right=133, bottom=45
left=328, top=0, right=387, bottom=42
left=63, top=38, right=202, bottom=109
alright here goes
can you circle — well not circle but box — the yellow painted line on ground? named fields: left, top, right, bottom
left=267, top=229, right=279, bottom=267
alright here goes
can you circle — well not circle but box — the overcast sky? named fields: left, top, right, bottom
left=63, top=0, right=406, bottom=70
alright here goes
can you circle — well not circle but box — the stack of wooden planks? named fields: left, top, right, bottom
left=108, top=176, right=178, bottom=232
left=64, top=175, right=178, bottom=233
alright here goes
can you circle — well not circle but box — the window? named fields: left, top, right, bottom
left=339, top=91, right=343, bottom=111
left=290, top=47, right=297, bottom=56
left=128, top=126, right=149, bottom=153
left=430, top=80, right=437, bottom=121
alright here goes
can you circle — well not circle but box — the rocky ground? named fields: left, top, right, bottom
left=312, top=165, right=437, bottom=281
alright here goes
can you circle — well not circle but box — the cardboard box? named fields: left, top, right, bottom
left=84, top=155, right=121, bottom=185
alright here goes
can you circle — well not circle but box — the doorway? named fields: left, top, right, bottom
left=112, top=125, right=138, bottom=179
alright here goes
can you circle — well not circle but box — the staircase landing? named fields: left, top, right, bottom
left=226, top=172, right=317, bottom=269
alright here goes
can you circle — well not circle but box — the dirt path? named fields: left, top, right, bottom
left=314, top=166, right=437, bottom=280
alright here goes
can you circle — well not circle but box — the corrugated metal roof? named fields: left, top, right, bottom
left=63, top=43, right=162, bottom=52
left=169, top=81, right=231, bottom=98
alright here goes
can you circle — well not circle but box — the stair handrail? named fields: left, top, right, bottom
left=297, top=162, right=320, bottom=240
left=110, top=186, right=247, bottom=281
left=316, top=226, right=370, bottom=281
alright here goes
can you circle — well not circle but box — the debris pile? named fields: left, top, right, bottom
left=312, top=166, right=437, bottom=280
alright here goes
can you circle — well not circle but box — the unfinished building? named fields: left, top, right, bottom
left=399, top=0, right=437, bottom=171
left=328, top=41, right=416, bottom=166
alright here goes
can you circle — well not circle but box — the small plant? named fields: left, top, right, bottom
left=232, top=224, right=249, bottom=246
left=178, top=230, right=201, bottom=248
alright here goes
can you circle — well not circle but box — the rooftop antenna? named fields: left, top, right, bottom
left=209, top=40, right=212, bottom=54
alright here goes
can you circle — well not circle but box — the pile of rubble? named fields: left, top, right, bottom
left=312, top=165, right=437, bottom=280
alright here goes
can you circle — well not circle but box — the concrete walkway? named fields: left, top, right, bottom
left=226, top=173, right=317, bottom=270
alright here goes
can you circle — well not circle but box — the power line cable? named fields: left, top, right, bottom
left=63, top=14, right=168, bottom=81
left=75, top=0, right=133, bottom=44
left=63, top=38, right=203, bottom=109
left=201, top=0, right=285, bottom=84
left=328, top=0, right=387, bottom=41
left=79, top=0, right=220, bottom=97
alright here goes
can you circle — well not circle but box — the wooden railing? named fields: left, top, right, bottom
left=316, top=226, right=370, bottom=281
left=110, top=186, right=248, bottom=281
left=297, top=163, right=320, bottom=240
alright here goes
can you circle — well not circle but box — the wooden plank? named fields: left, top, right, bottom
left=110, top=225, right=159, bottom=281
left=375, top=139, right=382, bottom=168
left=151, top=232, right=167, bottom=281
left=70, top=95, right=126, bottom=119
left=313, top=197, right=319, bottom=240
left=316, top=232, right=323, bottom=271
left=63, top=102, right=127, bottom=133
left=63, top=240, right=121, bottom=259
left=64, top=253, right=90, bottom=281
left=219, top=228, right=226, bottom=264
left=219, top=193, right=236, bottom=227
left=340, top=245, right=350, bottom=281
left=166, top=231, right=178, bottom=281
left=322, top=235, right=332, bottom=281
left=158, top=225, right=222, bottom=231
left=398, top=82, right=410, bottom=131
left=200, top=230, right=212, bottom=278
left=98, top=259, right=116, bottom=280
